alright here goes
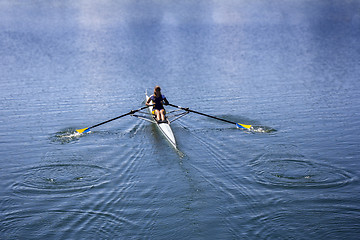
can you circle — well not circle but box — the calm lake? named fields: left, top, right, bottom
left=1, top=1, right=359, bottom=239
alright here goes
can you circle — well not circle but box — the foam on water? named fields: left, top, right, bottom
left=250, top=125, right=277, bottom=133
left=51, top=128, right=85, bottom=144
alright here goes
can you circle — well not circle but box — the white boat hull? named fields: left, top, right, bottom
left=146, top=95, right=176, bottom=148
left=157, top=123, right=176, bottom=148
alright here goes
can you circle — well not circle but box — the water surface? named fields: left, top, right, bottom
left=1, top=1, right=359, bottom=239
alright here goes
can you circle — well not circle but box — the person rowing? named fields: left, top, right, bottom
left=146, top=86, right=169, bottom=122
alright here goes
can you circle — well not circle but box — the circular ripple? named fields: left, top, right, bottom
left=250, top=154, right=354, bottom=189
left=13, top=163, right=110, bottom=196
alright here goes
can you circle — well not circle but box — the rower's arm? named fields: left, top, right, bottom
left=163, top=97, right=169, bottom=105
left=146, top=97, right=152, bottom=106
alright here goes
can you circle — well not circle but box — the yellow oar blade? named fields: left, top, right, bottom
left=236, top=123, right=252, bottom=129
left=76, top=127, right=90, bottom=134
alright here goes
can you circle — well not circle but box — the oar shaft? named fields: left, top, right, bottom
left=89, top=112, right=131, bottom=129
left=87, top=106, right=149, bottom=130
left=168, top=104, right=236, bottom=125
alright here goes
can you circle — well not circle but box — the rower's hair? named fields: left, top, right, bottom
left=154, top=86, right=161, bottom=97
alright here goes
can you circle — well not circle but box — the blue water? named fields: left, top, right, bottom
left=1, top=1, right=360, bottom=239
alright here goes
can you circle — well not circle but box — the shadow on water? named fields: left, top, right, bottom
left=181, top=113, right=277, bottom=134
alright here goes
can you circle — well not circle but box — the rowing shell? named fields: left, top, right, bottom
left=76, top=95, right=251, bottom=148
left=146, top=94, right=177, bottom=149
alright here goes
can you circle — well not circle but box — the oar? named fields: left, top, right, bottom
left=168, top=103, right=252, bottom=130
left=76, top=106, right=150, bottom=134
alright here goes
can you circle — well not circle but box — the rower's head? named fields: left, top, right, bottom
left=154, top=86, right=161, bottom=97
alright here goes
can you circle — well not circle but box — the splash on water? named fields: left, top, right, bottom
left=237, top=124, right=276, bottom=133
left=51, top=128, right=85, bottom=144
left=250, top=125, right=277, bottom=133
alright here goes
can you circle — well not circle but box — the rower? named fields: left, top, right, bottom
left=145, top=86, right=169, bottom=122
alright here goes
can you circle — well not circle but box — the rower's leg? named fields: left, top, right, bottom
left=160, top=109, right=166, bottom=121
left=154, top=109, right=161, bottom=121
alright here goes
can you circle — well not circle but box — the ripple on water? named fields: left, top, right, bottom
left=250, top=205, right=360, bottom=239
left=250, top=152, right=354, bottom=189
left=2, top=208, right=137, bottom=239
left=12, top=163, right=110, bottom=197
